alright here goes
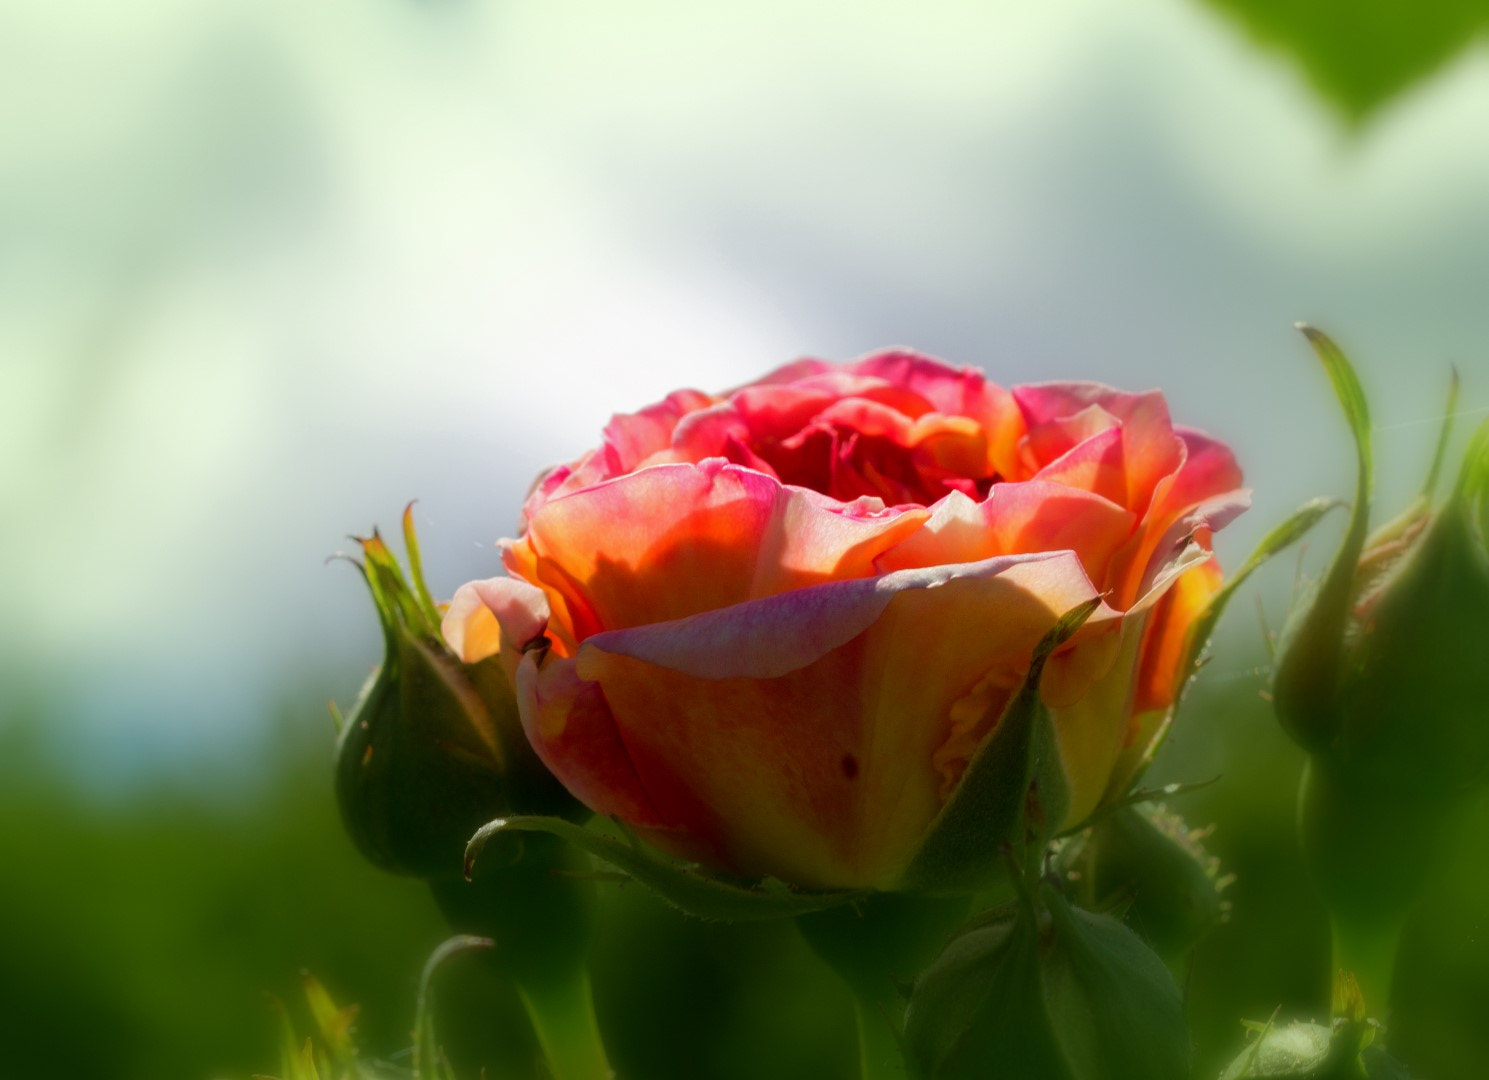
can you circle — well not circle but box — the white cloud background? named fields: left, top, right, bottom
left=3, top=0, right=1487, bottom=786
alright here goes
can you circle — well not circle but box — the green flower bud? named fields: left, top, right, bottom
left=334, top=506, right=576, bottom=880
left=1085, top=803, right=1231, bottom=965
left=1221, top=973, right=1411, bottom=1079
left=1273, top=329, right=1489, bottom=795
left=1328, top=422, right=1489, bottom=795
left=904, top=884, right=1189, bottom=1080
left=1219, top=1020, right=1410, bottom=1080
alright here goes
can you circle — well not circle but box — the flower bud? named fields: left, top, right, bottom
left=1273, top=330, right=1489, bottom=796
left=1219, top=977, right=1411, bottom=1080
left=334, top=507, right=575, bottom=880
left=1085, top=803, right=1231, bottom=965
left=903, top=884, right=1189, bottom=1080
left=1327, top=423, right=1489, bottom=795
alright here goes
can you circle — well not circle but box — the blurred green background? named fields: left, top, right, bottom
left=3, top=1, right=1487, bottom=1077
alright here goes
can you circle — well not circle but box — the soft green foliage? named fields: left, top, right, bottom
left=1199, top=0, right=1489, bottom=120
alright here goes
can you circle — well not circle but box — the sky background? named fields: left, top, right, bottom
left=4, top=0, right=1489, bottom=790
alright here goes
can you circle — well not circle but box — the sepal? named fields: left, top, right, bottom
left=897, top=597, right=1100, bottom=895
left=465, top=815, right=865, bottom=921
left=1271, top=326, right=1375, bottom=754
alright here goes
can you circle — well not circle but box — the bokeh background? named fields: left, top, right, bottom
left=3, top=1, right=1488, bottom=1077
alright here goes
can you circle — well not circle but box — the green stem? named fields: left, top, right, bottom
left=798, top=894, right=971, bottom=1080
left=1331, top=914, right=1402, bottom=1023
left=853, top=987, right=909, bottom=1080
left=515, top=968, right=614, bottom=1080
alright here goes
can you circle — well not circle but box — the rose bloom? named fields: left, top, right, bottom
left=445, top=351, right=1247, bottom=889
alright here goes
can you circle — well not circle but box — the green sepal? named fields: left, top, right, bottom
left=903, top=903, right=1063, bottom=1079
left=1181, top=495, right=1342, bottom=691
left=904, top=883, right=1190, bottom=1080
left=465, top=815, right=864, bottom=922
left=414, top=936, right=493, bottom=1080
left=1272, top=325, right=1375, bottom=754
left=300, top=973, right=358, bottom=1068
left=1421, top=366, right=1461, bottom=498
left=896, top=597, right=1100, bottom=895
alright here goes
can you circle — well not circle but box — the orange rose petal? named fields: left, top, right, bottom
left=1134, top=555, right=1225, bottom=716
left=1014, top=384, right=1184, bottom=514
left=521, top=461, right=928, bottom=640
left=513, top=650, right=672, bottom=833
left=1028, top=426, right=1129, bottom=510
left=1098, top=557, right=1227, bottom=805
left=569, top=552, right=1102, bottom=888
left=442, top=574, right=553, bottom=686
left=876, top=482, right=1136, bottom=586
left=1047, top=615, right=1147, bottom=829
left=1108, top=429, right=1250, bottom=607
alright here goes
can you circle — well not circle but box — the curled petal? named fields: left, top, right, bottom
left=1014, top=384, right=1184, bottom=515
left=876, top=482, right=1136, bottom=586
left=443, top=575, right=552, bottom=686
left=516, top=460, right=929, bottom=644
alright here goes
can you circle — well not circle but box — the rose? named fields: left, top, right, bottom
left=444, top=350, right=1247, bottom=890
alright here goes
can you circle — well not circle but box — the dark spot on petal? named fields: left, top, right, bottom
left=841, top=754, right=859, bottom=780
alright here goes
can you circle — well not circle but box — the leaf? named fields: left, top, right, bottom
left=1198, top=0, right=1489, bottom=122
left=465, top=815, right=863, bottom=921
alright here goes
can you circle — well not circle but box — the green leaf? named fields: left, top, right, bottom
left=897, top=598, right=1100, bottom=894
left=1198, top=0, right=1489, bottom=122
left=465, top=815, right=863, bottom=921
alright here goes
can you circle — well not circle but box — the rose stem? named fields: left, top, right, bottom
left=515, top=966, right=614, bottom=1080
